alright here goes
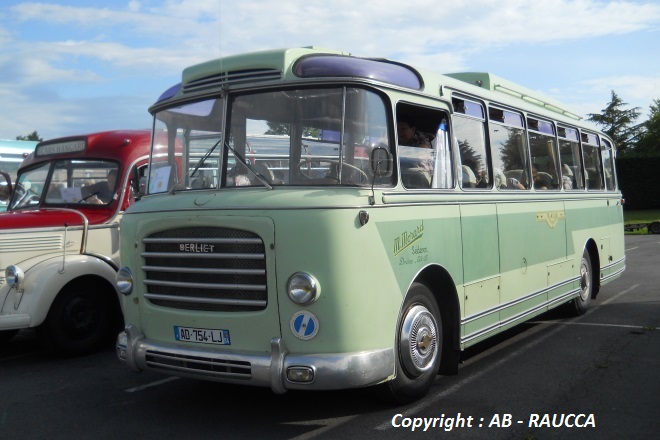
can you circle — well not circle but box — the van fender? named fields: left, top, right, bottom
left=8, top=254, right=118, bottom=328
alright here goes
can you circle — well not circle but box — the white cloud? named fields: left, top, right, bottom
left=1, top=0, right=659, bottom=138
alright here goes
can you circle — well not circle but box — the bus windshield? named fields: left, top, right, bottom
left=149, top=87, right=392, bottom=193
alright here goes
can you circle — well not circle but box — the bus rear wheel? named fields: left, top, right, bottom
left=383, top=282, right=442, bottom=404
left=571, top=250, right=593, bottom=315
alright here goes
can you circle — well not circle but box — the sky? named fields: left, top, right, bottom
left=1, top=0, right=659, bottom=141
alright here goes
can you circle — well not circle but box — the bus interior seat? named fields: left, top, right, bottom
left=401, top=169, right=430, bottom=189
left=536, top=171, right=553, bottom=189
left=462, top=165, right=476, bottom=188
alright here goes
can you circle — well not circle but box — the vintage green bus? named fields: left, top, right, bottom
left=115, top=47, right=625, bottom=403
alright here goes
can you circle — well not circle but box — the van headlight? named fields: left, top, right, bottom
left=287, top=272, right=319, bottom=305
left=5, top=265, right=24, bottom=288
left=116, top=267, right=134, bottom=295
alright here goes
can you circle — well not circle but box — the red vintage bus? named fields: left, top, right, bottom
left=0, top=130, right=153, bottom=355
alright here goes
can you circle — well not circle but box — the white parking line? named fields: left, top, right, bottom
left=287, top=416, right=359, bottom=440
left=125, top=376, right=180, bottom=393
left=374, top=322, right=564, bottom=431
left=625, top=246, right=638, bottom=251
left=597, top=283, right=639, bottom=306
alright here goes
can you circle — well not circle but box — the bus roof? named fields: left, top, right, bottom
left=152, top=46, right=588, bottom=127
left=20, top=130, right=152, bottom=171
left=444, top=72, right=583, bottom=121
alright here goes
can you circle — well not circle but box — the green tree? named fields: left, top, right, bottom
left=16, top=130, right=43, bottom=141
left=265, top=122, right=320, bottom=138
left=634, top=99, right=660, bottom=157
left=587, top=91, right=640, bottom=152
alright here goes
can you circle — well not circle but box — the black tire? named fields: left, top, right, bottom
left=38, top=284, right=116, bottom=356
left=649, top=222, right=660, bottom=235
left=382, top=282, right=442, bottom=404
left=0, top=329, right=19, bottom=344
left=571, top=250, right=593, bottom=316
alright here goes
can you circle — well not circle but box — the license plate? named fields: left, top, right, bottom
left=174, top=326, right=231, bottom=345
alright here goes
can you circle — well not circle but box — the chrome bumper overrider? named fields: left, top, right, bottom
left=117, top=324, right=394, bottom=393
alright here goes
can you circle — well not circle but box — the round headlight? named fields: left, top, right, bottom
left=116, top=266, right=134, bottom=295
left=287, top=272, right=319, bottom=305
left=5, top=265, right=24, bottom=288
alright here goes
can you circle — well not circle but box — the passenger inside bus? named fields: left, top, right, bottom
left=532, top=164, right=550, bottom=190
left=82, top=169, right=118, bottom=204
left=397, top=118, right=431, bottom=149
left=397, top=116, right=434, bottom=188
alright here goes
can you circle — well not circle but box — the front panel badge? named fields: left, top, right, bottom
left=290, top=311, right=319, bottom=340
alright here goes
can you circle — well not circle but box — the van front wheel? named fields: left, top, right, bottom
left=384, top=282, right=442, bottom=404
left=38, top=285, right=114, bottom=356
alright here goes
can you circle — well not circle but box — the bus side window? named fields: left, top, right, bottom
left=489, top=107, right=529, bottom=190
left=601, top=138, right=616, bottom=191
left=453, top=97, right=490, bottom=190
left=558, top=126, right=584, bottom=190
left=396, top=104, right=450, bottom=189
left=582, top=132, right=604, bottom=190
left=528, top=117, right=560, bottom=190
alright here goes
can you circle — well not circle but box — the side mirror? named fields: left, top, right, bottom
left=370, top=147, right=393, bottom=177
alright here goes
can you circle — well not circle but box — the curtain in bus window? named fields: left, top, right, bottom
left=432, top=120, right=452, bottom=189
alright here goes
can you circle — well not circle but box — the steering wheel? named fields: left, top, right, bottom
left=12, top=184, right=40, bottom=208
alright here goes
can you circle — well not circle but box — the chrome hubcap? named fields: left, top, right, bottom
left=580, top=258, right=591, bottom=301
left=399, top=305, right=438, bottom=377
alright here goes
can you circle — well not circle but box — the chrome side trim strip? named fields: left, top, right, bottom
left=462, top=276, right=578, bottom=324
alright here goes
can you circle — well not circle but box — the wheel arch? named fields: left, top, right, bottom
left=16, top=255, right=121, bottom=328
left=415, top=264, right=461, bottom=375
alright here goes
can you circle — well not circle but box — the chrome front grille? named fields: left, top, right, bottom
left=142, top=227, right=267, bottom=312
left=145, top=349, right=251, bottom=380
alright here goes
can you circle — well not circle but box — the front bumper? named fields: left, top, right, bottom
left=117, top=324, right=394, bottom=393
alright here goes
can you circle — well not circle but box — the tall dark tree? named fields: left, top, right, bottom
left=587, top=91, right=640, bottom=152
left=634, top=99, right=660, bottom=157
left=16, top=130, right=43, bottom=142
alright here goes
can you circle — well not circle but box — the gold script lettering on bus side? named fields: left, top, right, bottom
left=536, top=211, right=566, bottom=229
left=393, top=221, right=424, bottom=256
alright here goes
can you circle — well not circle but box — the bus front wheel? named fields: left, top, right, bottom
left=384, top=282, right=442, bottom=404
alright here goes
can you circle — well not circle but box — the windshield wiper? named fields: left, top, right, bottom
left=190, top=138, right=222, bottom=179
left=225, top=143, right=273, bottom=190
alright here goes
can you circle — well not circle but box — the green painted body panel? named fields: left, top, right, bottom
left=122, top=187, right=625, bottom=355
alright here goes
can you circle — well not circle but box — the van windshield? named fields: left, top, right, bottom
left=149, top=87, right=393, bottom=193
left=10, top=160, right=119, bottom=210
